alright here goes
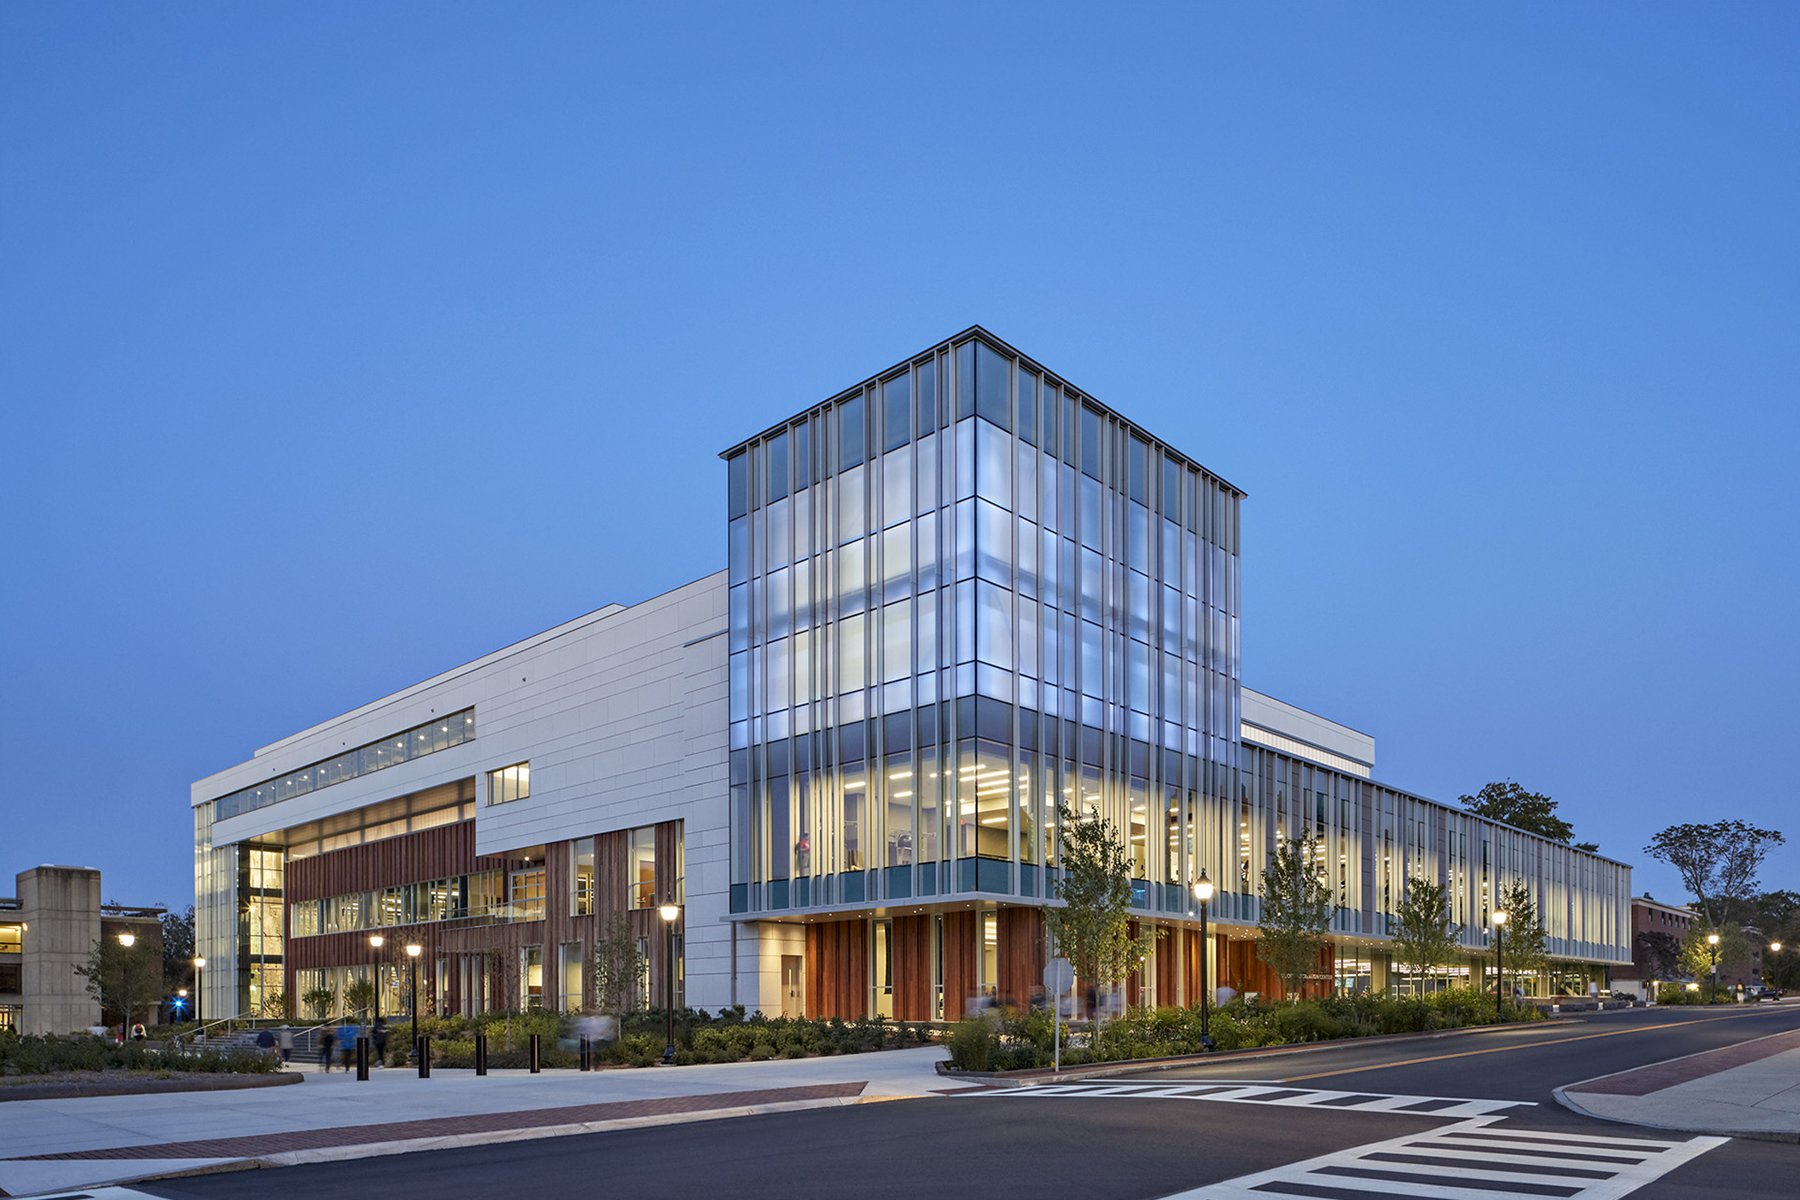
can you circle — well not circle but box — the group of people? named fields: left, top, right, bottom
left=316, top=1016, right=390, bottom=1070
left=251, top=1024, right=298, bottom=1064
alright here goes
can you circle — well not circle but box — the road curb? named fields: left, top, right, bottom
left=1552, top=1085, right=1800, bottom=1145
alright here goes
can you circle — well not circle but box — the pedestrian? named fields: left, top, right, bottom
left=371, top=1016, right=389, bottom=1067
left=130, top=1022, right=147, bottom=1041
left=277, top=1025, right=294, bottom=1066
left=319, top=1027, right=336, bottom=1071
left=337, top=1019, right=359, bottom=1071
left=255, top=1027, right=276, bottom=1057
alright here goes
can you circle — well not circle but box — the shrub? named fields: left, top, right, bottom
left=0, top=1030, right=281, bottom=1077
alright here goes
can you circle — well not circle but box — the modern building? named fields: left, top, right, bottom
left=1, top=866, right=164, bottom=1035
left=191, top=327, right=1633, bottom=1024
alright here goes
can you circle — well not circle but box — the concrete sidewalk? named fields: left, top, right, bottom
left=0, top=1046, right=954, bottom=1197
left=1556, top=1025, right=1800, bottom=1142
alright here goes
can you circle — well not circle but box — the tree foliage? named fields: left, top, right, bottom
left=1391, top=875, right=1462, bottom=984
left=1633, top=931, right=1682, bottom=981
left=1460, top=780, right=1588, bottom=847
left=592, top=911, right=649, bottom=1016
left=344, top=976, right=376, bottom=1017
left=1257, top=834, right=1333, bottom=1001
left=159, top=905, right=196, bottom=992
left=301, top=986, right=337, bottom=1021
left=1678, top=923, right=1750, bottom=984
left=1493, top=880, right=1547, bottom=985
left=1643, top=821, right=1787, bottom=929
left=1045, top=804, right=1149, bottom=1000
left=73, top=937, right=162, bottom=1030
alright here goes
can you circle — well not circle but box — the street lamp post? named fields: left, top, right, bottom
left=1191, top=871, right=1215, bottom=1050
left=193, top=956, right=205, bottom=1032
left=117, top=931, right=137, bottom=1040
left=405, top=943, right=422, bottom=1052
left=658, top=899, right=681, bottom=1065
left=1707, top=932, right=1720, bottom=1004
left=369, top=935, right=384, bottom=1023
left=1772, top=942, right=1785, bottom=997
left=1491, top=910, right=1509, bottom=1023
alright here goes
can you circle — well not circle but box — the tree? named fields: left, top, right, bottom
left=1257, top=834, right=1333, bottom=1001
left=159, top=905, right=196, bottom=992
left=73, top=937, right=162, bottom=1033
left=1391, top=875, right=1462, bottom=990
left=1493, top=880, right=1547, bottom=990
left=301, top=986, right=337, bottom=1021
left=1634, top=931, right=1682, bottom=981
left=1643, top=821, right=1787, bottom=929
left=1460, top=780, right=1589, bottom=847
left=1045, top=804, right=1156, bottom=1020
left=592, top=912, right=649, bottom=1017
left=344, top=976, right=376, bottom=1018
left=1678, top=923, right=1750, bottom=989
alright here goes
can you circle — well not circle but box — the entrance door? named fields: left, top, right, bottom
left=781, top=955, right=805, bottom=1018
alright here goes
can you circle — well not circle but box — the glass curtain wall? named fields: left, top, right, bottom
left=726, top=331, right=1244, bottom=917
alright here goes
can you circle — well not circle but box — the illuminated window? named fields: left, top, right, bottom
left=487, top=763, right=530, bottom=806
left=628, top=827, right=656, bottom=908
left=510, top=869, right=546, bottom=921
left=570, top=838, right=595, bottom=916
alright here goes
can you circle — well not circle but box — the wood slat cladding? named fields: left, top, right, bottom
left=284, top=818, right=686, bottom=1016
left=891, top=915, right=933, bottom=1021
left=940, top=910, right=977, bottom=1019
left=804, top=920, right=867, bottom=1019
left=996, top=908, right=1043, bottom=1007
left=1217, top=936, right=1335, bottom=1001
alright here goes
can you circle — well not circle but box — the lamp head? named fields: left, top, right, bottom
left=1707, top=932, right=1720, bottom=946
left=1491, top=910, right=1508, bottom=927
left=369, top=934, right=385, bottom=949
left=405, top=943, right=423, bottom=958
left=194, top=956, right=205, bottom=968
left=177, top=988, right=188, bottom=998
left=117, top=931, right=136, bottom=948
left=1192, top=871, right=1215, bottom=904
left=1771, top=941, right=1783, bottom=953
left=659, top=902, right=681, bottom=923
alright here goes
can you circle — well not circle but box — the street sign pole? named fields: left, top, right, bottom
left=1044, top=957, right=1074, bottom=1074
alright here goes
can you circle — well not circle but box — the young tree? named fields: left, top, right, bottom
left=73, top=937, right=162, bottom=1032
left=1678, top=924, right=1750, bottom=990
left=1644, top=821, right=1787, bottom=929
left=301, top=985, right=337, bottom=1021
left=1391, top=875, right=1462, bottom=991
left=1493, top=880, right=1547, bottom=990
left=592, top=912, right=649, bottom=1017
left=1045, top=804, right=1154, bottom=1022
left=1257, top=834, right=1333, bottom=1001
left=344, top=976, right=376, bottom=1018
left=1460, top=780, right=1591, bottom=848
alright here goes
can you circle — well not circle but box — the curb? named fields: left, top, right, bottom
left=0, top=1071, right=303, bottom=1105
left=938, top=1016, right=1584, bottom=1087
left=1552, top=1085, right=1800, bottom=1145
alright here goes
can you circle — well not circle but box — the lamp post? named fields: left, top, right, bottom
left=176, top=988, right=188, bottom=1024
left=1491, top=910, right=1509, bottom=1023
left=369, top=935, right=384, bottom=1023
left=658, top=899, right=681, bottom=1065
left=193, top=956, right=205, bottom=1031
left=1707, top=932, right=1720, bottom=1004
left=117, top=931, right=137, bottom=1040
left=1192, top=871, right=1215, bottom=1050
left=1772, top=941, right=1785, bottom=997
left=405, top=943, right=422, bottom=1052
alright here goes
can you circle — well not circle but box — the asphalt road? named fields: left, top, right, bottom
left=139, top=1004, right=1800, bottom=1200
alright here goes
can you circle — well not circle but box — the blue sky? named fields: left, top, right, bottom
left=4, top=3, right=1796, bottom=912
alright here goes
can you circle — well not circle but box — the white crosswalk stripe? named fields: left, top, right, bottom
left=1156, top=1115, right=1727, bottom=1199
left=982, top=1077, right=1532, bottom=1118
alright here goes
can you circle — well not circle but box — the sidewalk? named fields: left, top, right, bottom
left=0, top=1045, right=954, bottom=1197
left=1556, top=1025, right=1800, bottom=1143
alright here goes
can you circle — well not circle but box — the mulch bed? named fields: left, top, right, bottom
left=0, top=1070, right=303, bottom=1102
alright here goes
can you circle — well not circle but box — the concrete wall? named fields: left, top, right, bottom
left=18, top=867, right=101, bottom=1035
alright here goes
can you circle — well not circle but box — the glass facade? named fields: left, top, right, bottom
left=218, top=709, right=475, bottom=820
left=725, top=330, right=1243, bottom=916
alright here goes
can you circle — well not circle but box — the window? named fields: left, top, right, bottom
left=0, top=925, right=21, bottom=954
left=559, top=941, right=584, bottom=1012
left=510, top=868, right=546, bottom=921
left=488, top=762, right=530, bottom=806
left=217, top=709, right=475, bottom=820
left=520, top=945, right=543, bottom=1010
left=628, top=826, right=657, bottom=908
left=571, top=838, right=595, bottom=916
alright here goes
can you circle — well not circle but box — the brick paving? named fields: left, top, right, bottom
left=6, top=1081, right=868, bottom=1161
left=1568, top=1027, right=1800, bottom=1095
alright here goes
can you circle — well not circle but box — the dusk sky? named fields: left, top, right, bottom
left=4, top=4, right=1796, bottom=913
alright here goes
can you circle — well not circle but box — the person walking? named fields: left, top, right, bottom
left=336, top=1019, right=359, bottom=1071
left=319, top=1026, right=336, bottom=1072
left=276, top=1025, right=295, bottom=1066
left=254, top=1027, right=276, bottom=1058
left=371, top=1016, right=389, bottom=1067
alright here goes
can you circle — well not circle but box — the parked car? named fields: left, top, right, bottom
left=1743, top=984, right=1779, bottom=1001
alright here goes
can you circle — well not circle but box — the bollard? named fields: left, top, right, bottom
left=475, top=1032, right=487, bottom=1076
left=356, top=1035, right=370, bottom=1081
left=529, top=1032, right=542, bottom=1074
left=579, top=1036, right=591, bottom=1071
left=417, top=1036, right=431, bottom=1079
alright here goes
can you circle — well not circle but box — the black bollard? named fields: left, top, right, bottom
left=529, top=1032, right=542, bottom=1074
left=356, top=1035, right=370, bottom=1081
left=417, top=1036, right=431, bottom=1079
left=579, top=1036, right=591, bottom=1071
left=475, top=1032, right=487, bottom=1076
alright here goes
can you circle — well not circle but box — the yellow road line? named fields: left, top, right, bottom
left=1275, top=1008, right=1798, bottom=1084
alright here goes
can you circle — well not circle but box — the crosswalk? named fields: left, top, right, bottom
left=1159, top=1117, right=1727, bottom=1199
left=984, top=1077, right=1533, bottom=1119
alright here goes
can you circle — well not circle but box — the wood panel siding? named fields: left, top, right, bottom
left=892, top=915, right=933, bottom=1021
left=804, top=920, right=867, bottom=1019
left=940, top=910, right=977, bottom=1019
left=997, top=907, right=1044, bottom=1007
